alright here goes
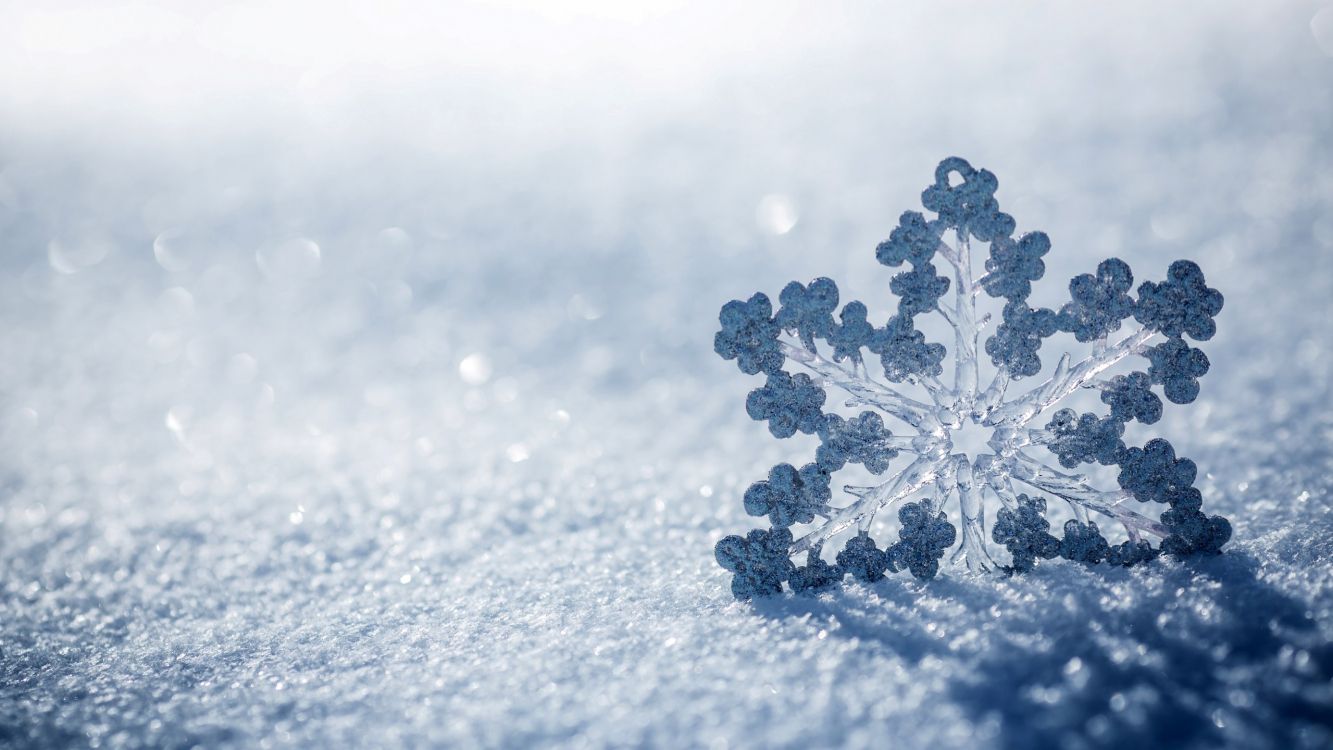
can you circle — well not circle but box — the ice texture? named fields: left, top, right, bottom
left=3, top=3, right=1333, bottom=749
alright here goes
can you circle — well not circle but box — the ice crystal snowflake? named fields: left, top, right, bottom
left=713, top=157, right=1231, bottom=599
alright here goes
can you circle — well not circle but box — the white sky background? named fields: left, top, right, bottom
left=1, top=1, right=831, bottom=146
left=4, top=1, right=1330, bottom=279
left=4, top=1, right=1327, bottom=155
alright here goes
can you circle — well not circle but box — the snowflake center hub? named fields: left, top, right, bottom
left=945, top=415, right=995, bottom=465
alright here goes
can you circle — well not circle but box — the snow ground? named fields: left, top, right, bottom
left=2, top=2, right=1332, bottom=748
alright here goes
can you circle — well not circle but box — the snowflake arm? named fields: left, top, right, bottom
left=948, top=456, right=996, bottom=572
left=789, top=454, right=949, bottom=555
left=1042, top=409, right=1126, bottom=468
left=941, top=232, right=981, bottom=410
left=974, top=365, right=1011, bottom=421
left=1005, top=451, right=1168, bottom=539
left=977, top=459, right=1021, bottom=512
left=778, top=340, right=940, bottom=433
left=816, top=411, right=902, bottom=473
left=985, top=325, right=1158, bottom=428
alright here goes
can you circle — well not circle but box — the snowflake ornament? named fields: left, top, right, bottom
left=714, top=157, right=1231, bottom=598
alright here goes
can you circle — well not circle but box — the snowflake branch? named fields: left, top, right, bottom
left=778, top=339, right=941, bottom=433
left=790, top=455, right=949, bottom=555
left=948, top=233, right=981, bottom=409
left=875, top=435, right=940, bottom=454
left=970, top=275, right=989, bottom=297
left=1021, top=428, right=1054, bottom=446
left=929, top=303, right=966, bottom=414
left=973, top=365, right=1010, bottom=421
left=949, top=455, right=996, bottom=571
left=1008, top=451, right=1133, bottom=504
left=936, top=238, right=960, bottom=267
left=1004, top=452, right=1170, bottom=538
left=921, top=375, right=955, bottom=410
left=983, top=326, right=1159, bottom=428
left=980, top=470, right=1020, bottom=512
left=936, top=303, right=958, bottom=329
left=1081, top=379, right=1115, bottom=391
left=931, top=465, right=956, bottom=512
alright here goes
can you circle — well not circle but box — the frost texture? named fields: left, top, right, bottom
left=714, top=157, right=1232, bottom=596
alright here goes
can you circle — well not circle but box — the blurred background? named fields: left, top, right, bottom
left=2, top=2, right=1332, bottom=748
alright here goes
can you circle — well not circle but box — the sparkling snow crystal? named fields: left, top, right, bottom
left=713, top=157, right=1232, bottom=598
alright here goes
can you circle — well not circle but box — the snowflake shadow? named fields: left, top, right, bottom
left=747, top=581, right=961, bottom=664
left=749, top=552, right=1330, bottom=748
left=947, top=552, right=1329, bottom=750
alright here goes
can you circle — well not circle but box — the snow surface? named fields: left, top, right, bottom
left=2, top=2, right=1332, bottom=748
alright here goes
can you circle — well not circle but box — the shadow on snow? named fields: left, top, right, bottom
left=750, top=552, right=1332, bottom=749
